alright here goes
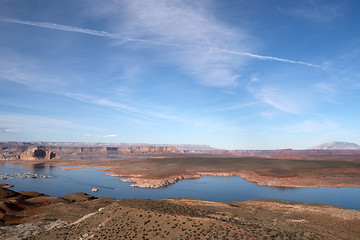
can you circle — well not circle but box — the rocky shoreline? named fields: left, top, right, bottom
left=0, top=173, right=51, bottom=180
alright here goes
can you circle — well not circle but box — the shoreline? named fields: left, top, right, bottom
left=2, top=158, right=360, bottom=189
left=108, top=169, right=360, bottom=189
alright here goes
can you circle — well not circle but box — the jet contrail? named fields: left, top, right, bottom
left=0, top=17, right=166, bottom=45
left=0, top=17, right=318, bottom=67
left=220, top=50, right=319, bottom=67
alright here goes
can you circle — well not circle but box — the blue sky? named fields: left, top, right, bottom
left=0, top=0, right=360, bottom=149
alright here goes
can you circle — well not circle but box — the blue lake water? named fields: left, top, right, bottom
left=1, top=162, right=360, bottom=210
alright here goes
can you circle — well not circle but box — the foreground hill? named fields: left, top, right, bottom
left=0, top=188, right=359, bottom=239
left=310, top=141, right=360, bottom=150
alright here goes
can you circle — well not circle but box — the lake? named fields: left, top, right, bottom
left=1, top=162, right=359, bottom=210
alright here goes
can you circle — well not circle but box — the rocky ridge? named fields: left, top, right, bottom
left=0, top=144, right=180, bottom=160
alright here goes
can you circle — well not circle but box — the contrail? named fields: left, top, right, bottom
left=220, top=50, right=319, bottom=67
left=0, top=17, right=318, bottom=67
left=0, top=17, right=165, bottom=45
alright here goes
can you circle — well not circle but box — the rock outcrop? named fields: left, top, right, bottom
left=20, top=147, right=60, bottom=160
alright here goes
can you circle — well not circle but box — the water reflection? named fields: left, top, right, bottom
left=272, top=186, right=298, bottom=191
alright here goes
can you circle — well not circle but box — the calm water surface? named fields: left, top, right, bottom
left=1, top=162, right=359, bottom=210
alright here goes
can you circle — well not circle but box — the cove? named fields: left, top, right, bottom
left=1, top=162, right=359, bottom=210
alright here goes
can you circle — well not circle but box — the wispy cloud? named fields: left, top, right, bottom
left=63, top=92, right=176, bottom=121
left=0, top=128, right=18, bottom=133
left=249, top=85, right=306, bottom=114
left=314, top=82, right=336, bottom=95
left=1, top=13, right=318, bottom=87
left=99, top=134, right=117, bottom=138
left=206, top=102, right=257, bottom=113
left=91, top=98, right=139, bottom=113
left=85, top=134, right=117, bottom=138
left=0, top=52, right=64, bottom=89
left=313, top=81, right=338, bottom=103
left=0, top=114, right=92, bottom=133
left=0, top=57, right=192, bottom=125
left=279, top=0, right=344, bottom=23
left=279, top=119, right=338, bottom=133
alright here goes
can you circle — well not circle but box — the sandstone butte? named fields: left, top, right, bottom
left=19, top=147, right=60, bottom=160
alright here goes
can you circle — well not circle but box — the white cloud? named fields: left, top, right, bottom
left=99, top=134, right=117, bottom=138
left=0, top=128, right=18, bottom=133
left=84, top=133, right=118, bottom=138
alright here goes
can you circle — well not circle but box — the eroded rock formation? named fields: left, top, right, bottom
left=20, top=147, right=59, bottom=160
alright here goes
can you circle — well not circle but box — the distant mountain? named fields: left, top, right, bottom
left=310, top=141, right=360, bottom=150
